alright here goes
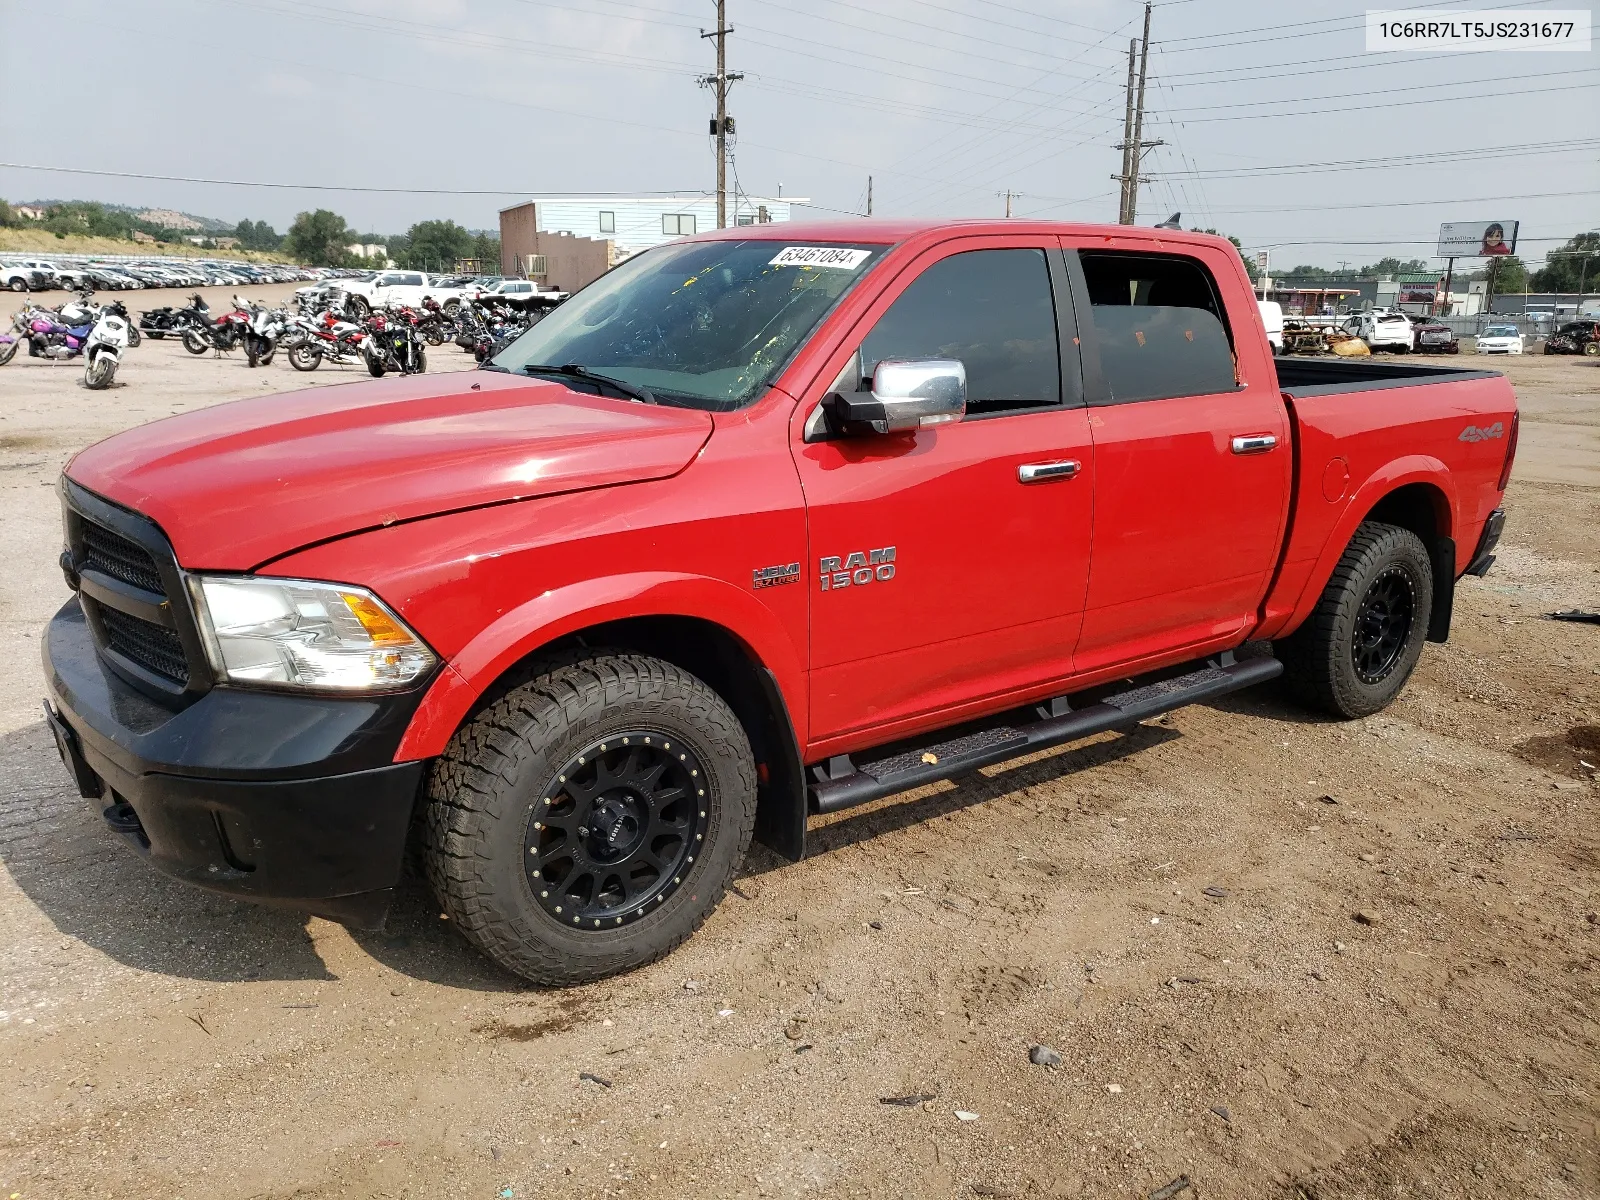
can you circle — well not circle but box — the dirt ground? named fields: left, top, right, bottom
left=0, top=319, right=1596, bottom=1199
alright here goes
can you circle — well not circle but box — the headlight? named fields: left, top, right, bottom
left=187, top=575, right=436, bottom=691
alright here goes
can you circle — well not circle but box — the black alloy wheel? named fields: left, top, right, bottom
left=1351, top=566, right=1416, bottom=684
left=527, top=732, right=710, bottom=931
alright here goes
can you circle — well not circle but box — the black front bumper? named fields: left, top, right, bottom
left=42, top=598, right=428, bottom=929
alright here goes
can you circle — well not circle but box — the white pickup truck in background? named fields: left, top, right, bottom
left=336, top=270, right=477, bottom=315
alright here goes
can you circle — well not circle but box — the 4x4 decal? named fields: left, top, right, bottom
left=1459, top=422, right=1504, bottom=443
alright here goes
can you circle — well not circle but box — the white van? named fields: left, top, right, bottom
left=1348, top=309, right=1414, bottom=353
left=1257, top=300, right=1284, bottom=355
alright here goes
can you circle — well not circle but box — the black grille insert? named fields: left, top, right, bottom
left=82, top=521, right=165, bottom=596
left=99, top=606, right=189, bottom=686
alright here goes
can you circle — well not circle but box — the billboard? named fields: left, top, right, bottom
left=1399, top=280, right=1438, bottom=304
left=1437, top=220, right=1519, bottom=258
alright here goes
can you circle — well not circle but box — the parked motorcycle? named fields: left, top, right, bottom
left=282, top=309, right=367, bottom=371
left=82, top=304, right=133, bottom=389
left=362, top=310, right=426, bottom=377
left=182, top=296, right=250, bottom=355
left=243, top=302, right=289, bottom=367
left=140, top=293, right=210, bottom=341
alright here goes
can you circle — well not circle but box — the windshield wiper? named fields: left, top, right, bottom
left=522, top=363, right=657, bottom=405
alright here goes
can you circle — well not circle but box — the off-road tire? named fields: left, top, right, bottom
left=422, top=654, right=757, bottom=985
left=1277, top=521, right=1434, bottom=719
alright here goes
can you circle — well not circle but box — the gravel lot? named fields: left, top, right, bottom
left=0, top=309, right=1596, bottom=1199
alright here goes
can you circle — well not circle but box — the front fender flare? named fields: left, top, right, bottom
left=394, top=571, right=807, bottom=762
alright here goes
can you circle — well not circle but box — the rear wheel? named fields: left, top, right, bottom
left=126, top=325, right=141, bottom=348
left=1277, top=521, right=1433, bottom=719
left=345, top=295, right=369, bottom=319
left=7, top=279, right=25, bottom=293
left=1585, top=342, right=1599, bottom=357
left=366, top=355, right=386, bottom=377
left=182, top=329, right=209, bottom=355
left=422, top=653, right=757, bottom=985
left=289, top=343, right=321, bottom=372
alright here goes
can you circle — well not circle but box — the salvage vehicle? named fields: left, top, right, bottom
left=1542, top=320, right=1600, bottom=356
left=42, top=221, right=1518, bottom=985
left=1348, top=309, right=1415, bottom=352
left=1408, top=316, right=1459, bottom=354
left=1476, top=324, right=1525, bottom=355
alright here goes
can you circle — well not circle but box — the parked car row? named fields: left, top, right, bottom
left=292, top=271, right=564, bottom=317
left=0, top=256, right=339, bottom=292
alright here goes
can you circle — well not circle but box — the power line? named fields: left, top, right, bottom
left=0, top=162, right=709, bottom=195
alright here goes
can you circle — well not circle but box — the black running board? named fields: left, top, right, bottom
left=808, top=656, right=1283, bottom=815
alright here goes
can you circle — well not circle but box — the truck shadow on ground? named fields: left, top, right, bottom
left=0, top=720, right=337, bottom=983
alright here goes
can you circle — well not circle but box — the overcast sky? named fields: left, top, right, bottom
left=1, top=0, right=1594, bottom=268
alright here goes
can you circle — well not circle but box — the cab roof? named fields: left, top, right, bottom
left=688, top=217, right=1237, bottom=252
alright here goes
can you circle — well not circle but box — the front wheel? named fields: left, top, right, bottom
left=366, top=355, right=386, bottom=377
left=84, top=351, right=117, bottom=390
left=7, top=279, right=25, bottom=293
left=182, top=329, right=209, bottom=355
left=1276, top=521, right=1434, bottom=719
left=0, top=338, right=19, bottom=366
left=126, top=325, right=142, bottom=348
left=422, top=654, right=758, bottom=985
left=1585, top=342, right=1600, bottom=357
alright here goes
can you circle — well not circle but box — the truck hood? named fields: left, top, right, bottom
left=66, top=370, right=714, bottom=570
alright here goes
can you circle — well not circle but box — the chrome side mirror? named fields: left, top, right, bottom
left=824, top=358, right=967, bottom=435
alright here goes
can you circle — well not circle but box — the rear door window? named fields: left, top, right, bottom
left=858, top=248, right=1061, bottom=416
left=1077, top=251, right=1236, bottom=405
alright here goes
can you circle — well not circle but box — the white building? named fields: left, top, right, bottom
left=506, top=194, right=805, bottom=259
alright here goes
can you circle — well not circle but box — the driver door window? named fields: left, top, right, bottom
left=858, top=248, right=1062, bottom=415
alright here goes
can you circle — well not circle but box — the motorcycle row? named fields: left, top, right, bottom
left=0, top=288, right=546, bottom=386
left=0, top=289, right=136, bottom=389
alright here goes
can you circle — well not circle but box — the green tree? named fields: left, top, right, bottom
left=233, top=218, right=282, bottom=252
left=1190, top=228, right=1255, bottom=281
left=1529, top=231, right=1600, bottom=292
left=0, top=198, right=13, bottom=227
left=1482, top=255, right=1529, bottom=296
left=283, top=209, right=356, bottom=265
left=400, top=219, right=474, bottom=271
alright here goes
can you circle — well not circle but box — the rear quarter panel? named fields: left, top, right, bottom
left=1257, top=371, right=1517, bottom=639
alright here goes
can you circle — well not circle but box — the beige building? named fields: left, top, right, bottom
left=500, top=203, right=617, bottom=292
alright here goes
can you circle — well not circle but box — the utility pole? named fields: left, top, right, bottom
left=1112, top=2, right=1163, bottom=225
left=867, top=175, right=873, bottom=217
left=1005, top=189, right=1013, bottom=218
left=1117, top=39, right=1136, bottom=223
left=699, top=0, right=743, bottom=229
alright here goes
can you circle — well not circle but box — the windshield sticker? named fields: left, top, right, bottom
left=769, top=246, right=872, bottom=270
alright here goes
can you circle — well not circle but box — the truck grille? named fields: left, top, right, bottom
left=98, top=606, right=190, bottom=686
left=82, top=520, right=166, bottom=596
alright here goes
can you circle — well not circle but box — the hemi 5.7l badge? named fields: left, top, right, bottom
left=819, top=546, right=896, bottom=591
left=752, top=562, right=801, bottom=589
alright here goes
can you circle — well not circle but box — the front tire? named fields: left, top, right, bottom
left=1277, top=521, right=1434, bottom=719
left=422, top=654, right=757, bottom=986
left=84, top=352, right=116, bottom=390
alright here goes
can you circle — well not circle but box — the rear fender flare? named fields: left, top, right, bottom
left=394, top=571, right=806, bottom=762
left=1273, top=456, right=1457, bottom=640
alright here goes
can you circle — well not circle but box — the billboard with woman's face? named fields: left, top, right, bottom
left=1437, top=221, right=1519, bottom=258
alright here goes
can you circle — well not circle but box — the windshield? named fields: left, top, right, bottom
left=1485, top=325, right=1518, bottom=336
left=489, top=239, right=888, bottom=410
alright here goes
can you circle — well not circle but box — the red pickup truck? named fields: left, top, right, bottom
left=43, top=221, right=1517, bottom=984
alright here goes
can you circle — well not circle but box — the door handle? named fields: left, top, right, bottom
left=1018, top=460, right=1081, bottom=483
left=1231, top=434, right=1278, bottom=455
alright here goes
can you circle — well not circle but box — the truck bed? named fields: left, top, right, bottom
left=1274, top=356, right=1500, bottom=398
